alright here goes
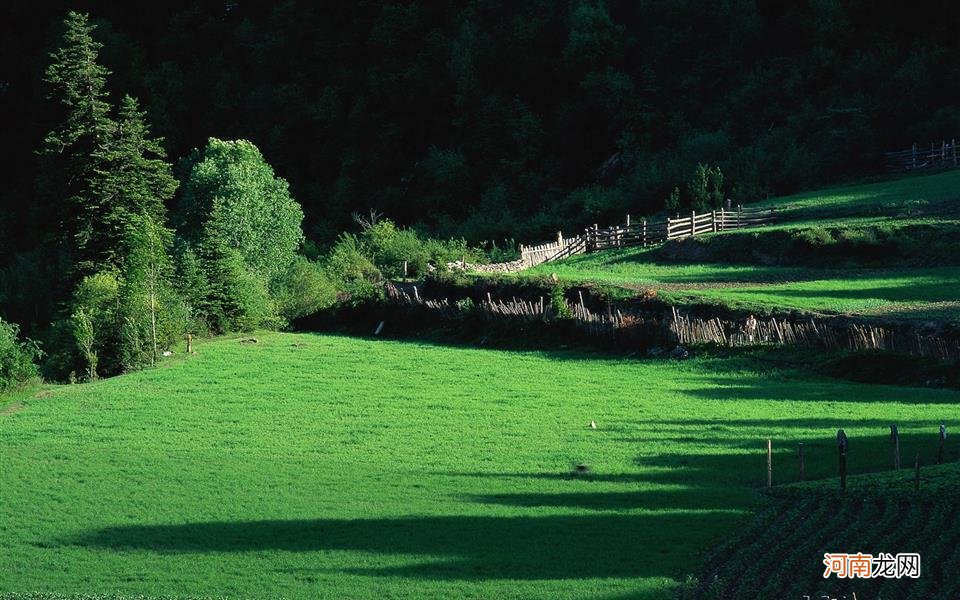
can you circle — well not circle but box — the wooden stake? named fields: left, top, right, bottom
left=837, top=429, right=848, bottom=491
left=938, top=424, right=947, bottom=465
left=186, top=333, right=193, bottom=354
left=891, top=424, right=901, bottom=470
left=766, top=438, right=772, bottom=488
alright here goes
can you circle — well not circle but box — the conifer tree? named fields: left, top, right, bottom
left=89, top=95, right=178, bottom=272
left=39, top=11, right=115, bottom=281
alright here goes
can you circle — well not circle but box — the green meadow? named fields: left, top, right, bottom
left=3, top=332, right=958, bottom=599
left=517, top=169, right=960, bottom=321
left=524, top=249, right=960, bottom=320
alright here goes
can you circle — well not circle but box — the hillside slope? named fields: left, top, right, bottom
left=3, top=332, right=959, bottom=598
left=517, top=170, right=960, bottom=323
left=688, top=464, right=960, bottom=599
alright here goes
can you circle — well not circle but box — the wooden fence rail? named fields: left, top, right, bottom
left=476, top=204, right=775, bottom=272
left=545, top=205, right=775, bottom=264
left=884, top=139, right=960, bottom=172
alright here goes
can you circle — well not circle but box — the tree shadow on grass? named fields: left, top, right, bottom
left=69, top=512, right=744, bottom=581
left=469, top=487, right=746, bottom=511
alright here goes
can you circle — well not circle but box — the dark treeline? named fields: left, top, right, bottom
left=2, top=2, right=960, bottom=381
left=5, top=2, right=960, bottom=246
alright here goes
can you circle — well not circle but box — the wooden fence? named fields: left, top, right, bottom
left=560, top=205, right=775, bottom=260
left=884, top=139, right=960, bottom=172
left=509, top=205, right=776, bottom=269
left=385, top=283, right=960, bottom=362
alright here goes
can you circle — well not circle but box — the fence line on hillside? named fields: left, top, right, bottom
left=884, top=139, right=960, bottom=172
left=482, top=205, right=776, bottom=272
left=385, top=283, right=960, bottom=362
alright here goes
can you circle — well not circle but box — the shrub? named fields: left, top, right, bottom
left=794, top=226, right=834, bottom=246
left=0, top=318, right=41, bottom=391
left=360, top=220, right=430, bottom=278
left=550, top=285, right=573, bottom=319
left=273, top=256, right=338, bottom=321
left=324, top=233, right=383, bottom=305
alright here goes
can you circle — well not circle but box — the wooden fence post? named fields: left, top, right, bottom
left=642, top=219, right=647, bottom=247
left=912, top=143, right=918, bottom=169
left=737, top=204, right=742, bottom=228
left=766, top=438, right=772, bottom=487
left=186, top=333, right=193, bottom=354
left=938, top=424, right=947, bottom=464
left=712, top=210, right=717, bottom=233
left=403, top=260, right=408, bottom=278
left=837, top=429, right=848, bottom=491
left=798, top=443, right=805, bottom=481
left=691, top=210, right=696, bottom=237
left=890, top=424, right=900, bottom=470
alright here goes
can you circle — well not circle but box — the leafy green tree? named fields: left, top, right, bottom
left=69, top=271, right=120, bottom=380
left=687, top=164, right=724, bottom=212
left=273, top=257, right=337, bottom=322
left=176, top=138, right=305, bottom=281
left=665, top=186, right=682, bottom=212
left=118, top=213, right=183, bottom=369
left=0, top=318, right=41, bottom=391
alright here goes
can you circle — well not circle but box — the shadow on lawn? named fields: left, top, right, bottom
left=70, top=511, right=744, bottom=580
left=729, top=280, right=960, bottom=303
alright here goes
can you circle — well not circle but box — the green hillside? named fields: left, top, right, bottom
left=2, top=332, right=958, bottom=599
left=689, top=463, right=960, bottom=599
left=518, top=170, right=960, bottom=322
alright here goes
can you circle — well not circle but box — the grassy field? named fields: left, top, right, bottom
left=750, top=168, right=960, bottom=229
left=3, top=332, right=959, bottom=599
left=515, top=170, right=960, bottom=321
left=693, top=463, right=960, bottom=599
left=522, top=246, right=960, bottom=320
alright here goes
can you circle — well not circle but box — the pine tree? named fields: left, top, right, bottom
left=89, top=95, right=178, bottom=273
left=39, top=12, right=115, bottom=282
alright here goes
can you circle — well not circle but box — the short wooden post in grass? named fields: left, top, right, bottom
left=891, top=424, right=901, bottom=470
left=837, top=429, right=848, bottom=491
left=914, top=452, right=921, bottom=491
left=186, top=333, right=193, bottom=354
left=403, top=260, right=408, bottom=278
left=938, top=424, right=947, bottom=465
left=766, top=438, right=772, bottom=488
left=798, top=443, right=805, bottom=481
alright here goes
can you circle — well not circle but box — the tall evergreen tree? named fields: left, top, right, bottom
left=39, top=11, right=115, bottom=283
left=88, top=94, right=178, bottom=273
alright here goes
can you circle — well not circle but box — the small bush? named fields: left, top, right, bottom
left=550, top=286, right=573, bottom=319
left=273, top=256, right=338, bottom=321
left=324, top=233, right=383, bottom=305
left=0, top=317, right=41, bottom=391
left=793, top=226, right=834, bottom=246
